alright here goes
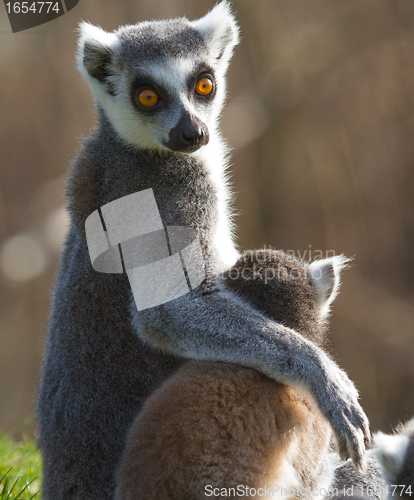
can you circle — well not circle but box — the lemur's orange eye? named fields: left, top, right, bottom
left=138, top=89, right=158, bottom=107
left=196, top=77, right=213, bottom=96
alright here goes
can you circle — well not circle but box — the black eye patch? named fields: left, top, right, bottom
left=129, top=63, right=216, bottom=113
left=187, top=64, right=216, bottom=100
left=129, top=76, right=171, bottom=112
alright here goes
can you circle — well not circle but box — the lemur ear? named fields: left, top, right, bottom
left=308, top=255, right=350, bottom=317
left=77, top=22, right=120, bottom=86
left=192, top=1, right=240, bottom=63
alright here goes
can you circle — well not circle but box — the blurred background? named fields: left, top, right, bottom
left=0, top=0, right=413, bottom=440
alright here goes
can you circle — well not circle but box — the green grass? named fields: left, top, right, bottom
left=0, top=427, right=42, bottom=500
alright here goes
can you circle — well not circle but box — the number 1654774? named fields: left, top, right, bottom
left=5, top=2, right=60, bottom=14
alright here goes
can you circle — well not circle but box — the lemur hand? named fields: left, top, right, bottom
left=314, top=352, right=370, bottom=470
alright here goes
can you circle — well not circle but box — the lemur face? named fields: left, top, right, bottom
left=77, top=2, right=239, bottom=153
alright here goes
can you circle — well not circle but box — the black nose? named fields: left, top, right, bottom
left=183, top=128, right=204, bottom=147
left=166, top=113, right=209, bottom=152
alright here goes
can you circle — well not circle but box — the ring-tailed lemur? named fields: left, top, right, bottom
left=37, top=3, right=371, bottom=499
left=374, top=419, right=414, bottom=499
left=114, top=250, right=414, bottom=500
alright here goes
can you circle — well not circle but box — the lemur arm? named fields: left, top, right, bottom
left=133, top=281, right=370, bottom=470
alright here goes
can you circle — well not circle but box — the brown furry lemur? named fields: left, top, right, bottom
left=116, top=251, right=414, bottom=500
left=115, top=250, right=338, bottom=499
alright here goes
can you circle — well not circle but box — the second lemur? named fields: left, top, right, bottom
left=116, top=251, right=414, bottom=500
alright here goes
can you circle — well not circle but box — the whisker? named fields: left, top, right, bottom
left=109, top=118, right=139, bottom=122
left=122, top=124, right=144, bottom=136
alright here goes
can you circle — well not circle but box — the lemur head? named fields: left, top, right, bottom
left=224, top=250, right=349, bottom=345
left=374, top=418, right=414, bottom=493
left=77, top=1, right=239, bottom=153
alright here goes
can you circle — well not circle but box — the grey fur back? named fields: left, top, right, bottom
left=37, top=114, right=219, bottom=498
